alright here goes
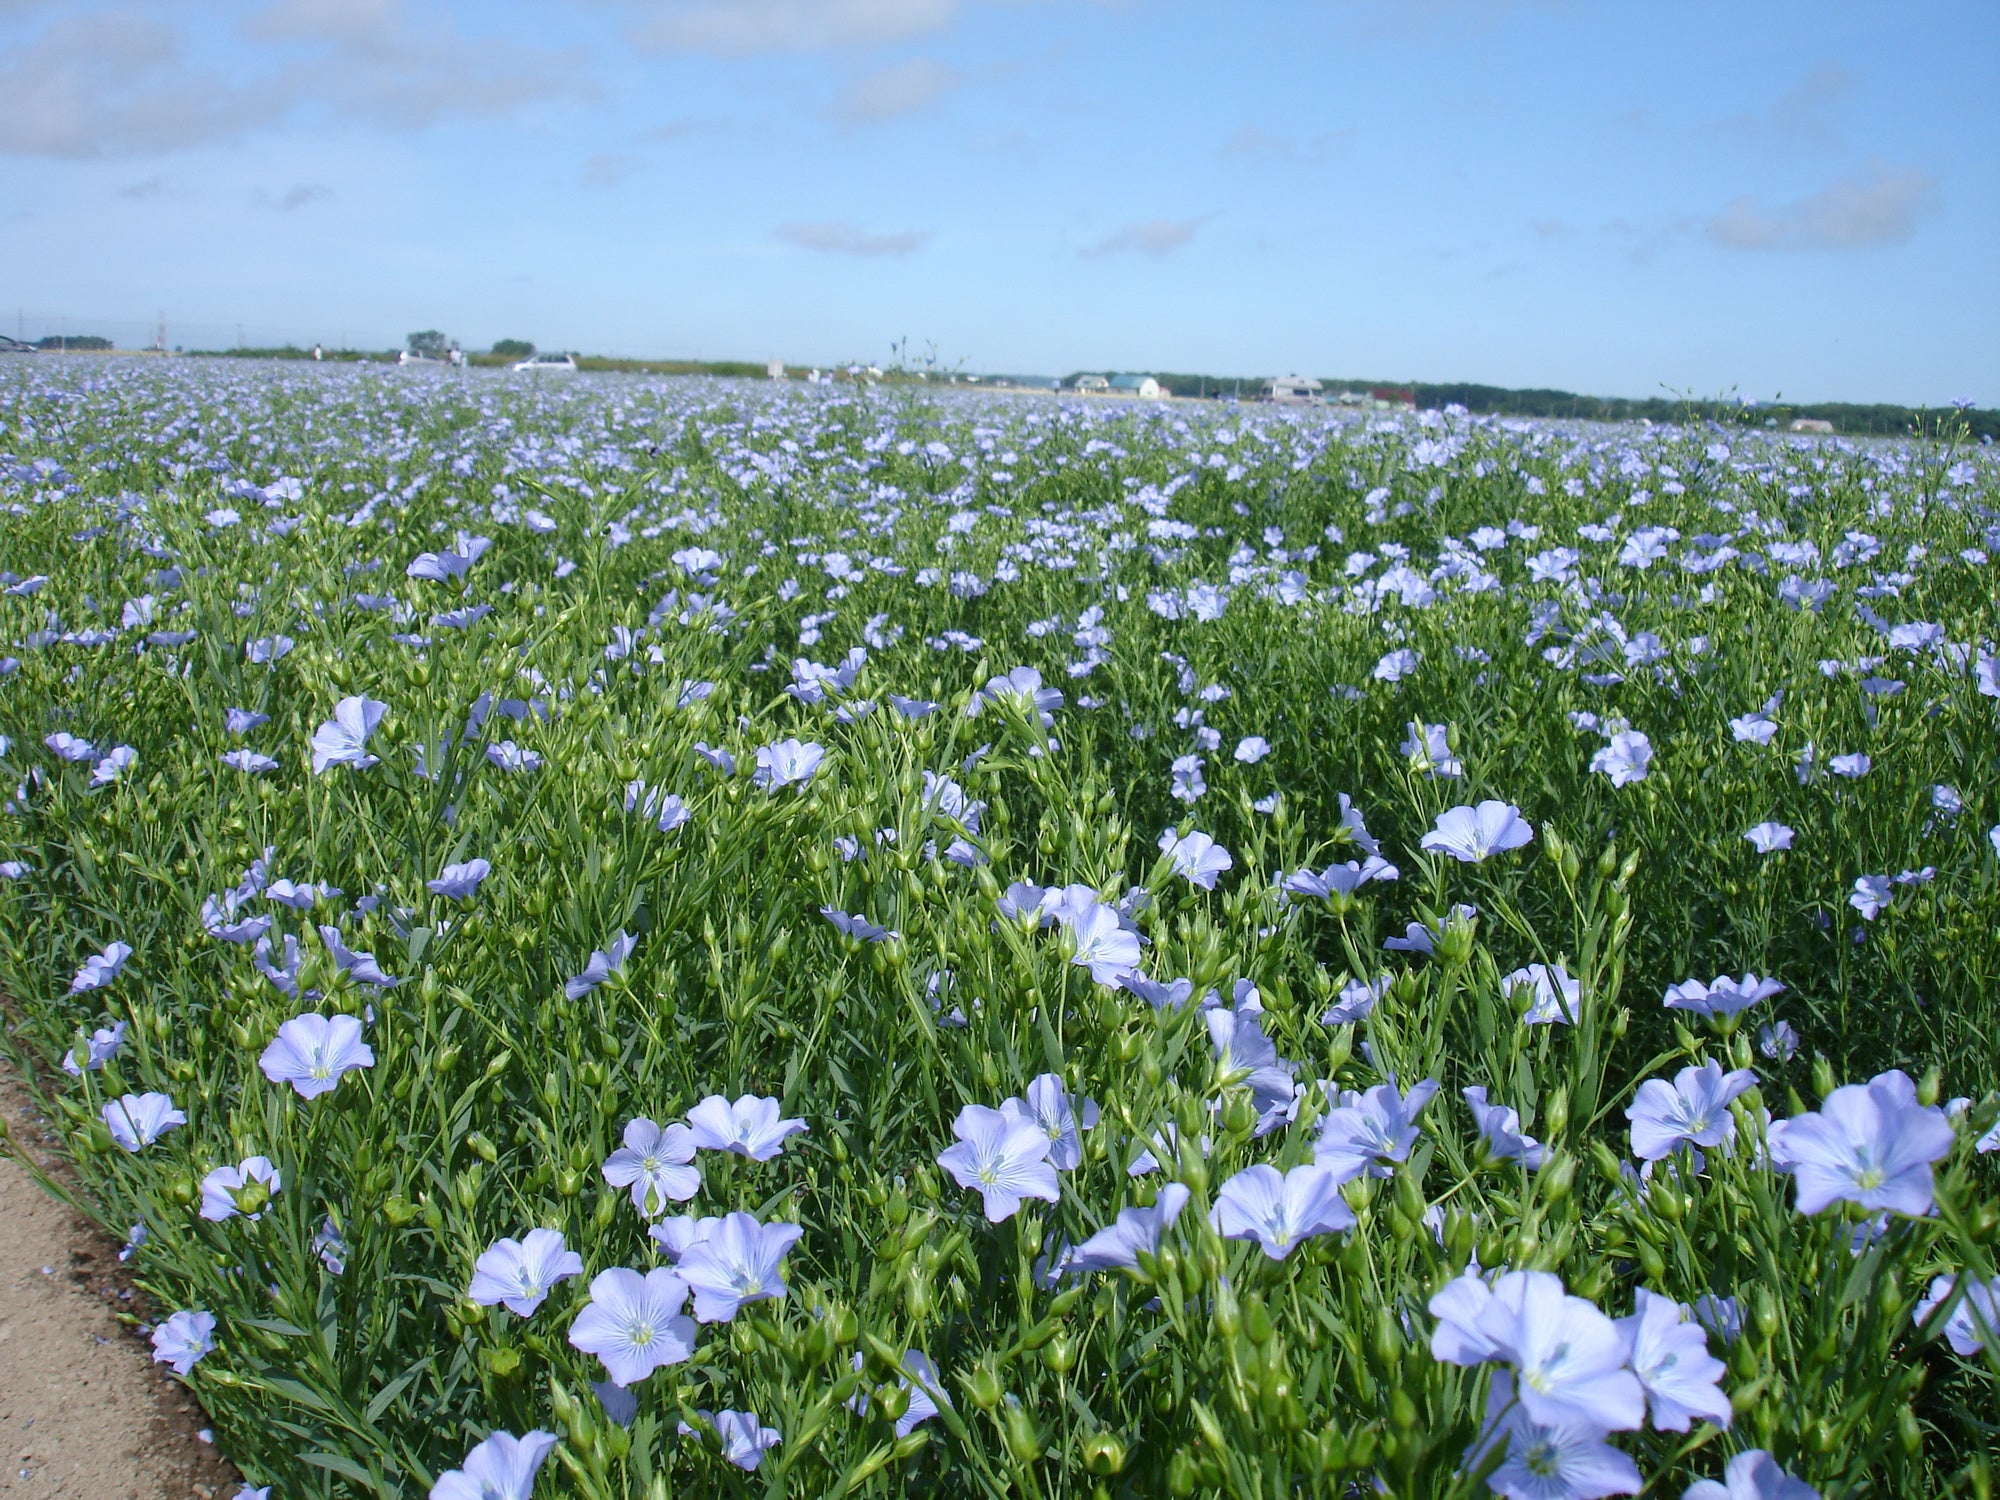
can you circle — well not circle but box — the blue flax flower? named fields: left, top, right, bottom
left=1315, top=1078, right=1440, bottom=1182
left=1465, top=1086, right=1546, bottom=1168
left=1767, top=1068, right=1954, bottom=1217
left=1210, top=1163, right=1355, bottom=1259
left=103, top=1092, right=184, bottom=1152
left=309, top=695, right=387, bottom=774
left=1422, top=801, right=1534, bottom=863
left=70, top=940, right=132, bottom=993
left=426, top=858, right=491, bottom=900
left=469, top=1229, right=584, bottom=1317
left=684, top=1094, right=809, bottom=1160
left=937, top=1104, right=1061, bottom=1222
left=1466, top=1371, right=1641, bottom=1500
left=602, top=1118, right=700, bottom=1215
left=675, top=1211, right=805, bottom=1322
left=1619, top=1288, right=1731, bottom=1431
left=567, top=1268, right=697, bottom=1386
left=430, top=1430, right=556, bottom=1500
left=1683, top=1450, right=1819, bottom=1500
left=1627, top=1061, right=1756, bottom=1162
left=259, top=1014, right=375, bottom=1099
left=1067, top=1183, right=1192, bottom=1273
left=566, top=930, right=637, bottom=999
left=150, top=1309, right=215, bottom=1378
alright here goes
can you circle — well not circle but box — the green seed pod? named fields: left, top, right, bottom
left=1001, top=1402, right=1041, bottom=1463
left=1081, top=1431, right=1127, bottom=1475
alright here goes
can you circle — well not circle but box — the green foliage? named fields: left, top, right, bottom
left=0, top=361, right=1995, bottom=1498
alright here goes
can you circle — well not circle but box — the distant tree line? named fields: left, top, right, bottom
left=1135, top=371, right=1992, bottom=441
left=37, top=335, right=114, bottom=350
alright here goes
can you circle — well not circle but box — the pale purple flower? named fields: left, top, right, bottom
left=1467, top=1371, right=1642, bottom=1500
left=1118, top=973, right=1195, bottom=1011
left=1663, top=973, right=1783, bottom=1018
left=972, top=665, right=1062, bottom=725
left=1744, top=821, right=1793, bottom=853
left=1914, top=1272, right=1999, bottom=1357
left=469, top=1229, right=584, bottom=1317
left=752, top=737, right=825, bottom=791
left=201, top=896, right=272, bottom=945
left=1067, top=1183, right=1191, bottom=1273
left=1503, top=962, right=1581, bottom=1025
left=427, top=858, right=490, bottom=900
left=221, top=749, right=280, bottom=773
left=1849, top=875, right=1891, bottom=920
left=822, top=907, right=893, bottom=943
left=1065, top=900, right=1142, bottom=985
left=259, top=1013, right=375, bottom=1098
left=485, top=740, right=541, bottom=772
left=566, top=930, right=637, bottom=999
left=407, top=533, right=491, bottom=582
left=1401, top=721, right=1463, bottom=777
left=1465, top=1085, right=1545, bottom=1168
left=430, top=1430, right=557, bottom=1500
left=567, top=1268, right=697, bottom=1386
left=1206, top=1006, right=1299, bottom=1133
left=1169, top=752, right=1206, bottom=802
left=675, top=1211, right=804, bottom=1322
left=694, top=741, right=737, bottom=776
left=1590, top=729, right=1654, bottom=787
left=684, top=1094, right=809, bottom=1161
left=1284, top=856, right=1398, bottom=901
left=1321, top=972, right=1390, bottom=1025
left=318, top=924, right=400, bottom=986
left=1429, top=1269, right=1504, bottom=1364
left=90, top=746, right=137, bottom=786
left=63, top=1021, right=126, bottom=1075
left=310, top=695, right=387, bottom=774
left=1159, top=828, right=1232, bottom=889
left=1829, top=752, right=1871, bottom=778
left=648, top=1214, right=721, bottom=1263
left=103, top=1092, right=184, bottom=1152
left=1210, top=1162, right=1355, bottom=1259
left=1683, top=1450, right=1820, bottom=1500
left=150, top=1309, right=215, bottom=1378
left=1422, top=801, right=1534, bottom=863
left=1373, top=647, right=1420, bottom=683
left=937, top=1104, right=1061, bottom=1221
left=848, top=1349, right=948, bottom=1438
left=1768, top=1068, right=1954, bottom=1217
left=1730, top=712, right=1779, bottom=746
left=225, top=707, right=270, bottom=736
left=696, top=1409, right=782, bottom=1472
left=1234, top=735, right=1270, bottom=763
left=70, top=940, right=132, bottom=993
left=1758, top=1020, right=1800, bottom=1062
left=1471, top=1270, right=1646, bottom=1431
left=1619, top=1288, right=1731, bottom=1431
left=999, top=1073, right=1099, bottom=1171
left=1315, top=1078, right=1439, bottom=1181
left=602, top=1118, right=701, bottom=1216
left=46, top=731, right=96, bottom=762
left=199, top=1156, right=281, bottom=1222
left=1628, top=1061, right=1757, bottom=1162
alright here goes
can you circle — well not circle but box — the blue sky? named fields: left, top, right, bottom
left=2, top=0, right=1993, bottom=403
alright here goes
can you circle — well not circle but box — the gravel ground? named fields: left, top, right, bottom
left=0, top=1072, right=240, bottom=1498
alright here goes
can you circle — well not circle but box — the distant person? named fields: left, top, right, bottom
left=313, top=344, right=323, bottom=361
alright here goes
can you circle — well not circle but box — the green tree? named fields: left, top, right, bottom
left=407, top=330, right=449, bottom=357
left=491, top=338, right=535, bottom=357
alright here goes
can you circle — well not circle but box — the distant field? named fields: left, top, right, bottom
left=0, top=357, right=1995, bottom=1498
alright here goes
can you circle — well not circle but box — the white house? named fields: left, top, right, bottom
left=1107, top=374, right=1164, bottom=399
left=1070, top=374, right=1110, bottom=392
left=1261, top=376, right=1323, bottom=405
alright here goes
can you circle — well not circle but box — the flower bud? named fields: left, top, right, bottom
left=1081, top=1431, right=1127, bottom=1475
left=961, top=1362, right=1004, bottom=1410
left=1001, top=1402, right=1041, bottom=1463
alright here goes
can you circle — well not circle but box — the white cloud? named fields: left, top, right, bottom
left=0, top=12, right=288, bottom=157
left=1716, top=62, right=1856, bottom=149
left=774, top=220, right=930, bottom=255
left=1217, top=123, right=1353, bottom=163
left=625, top=0, right=959, bottom=54
left=0, top=1, right=588, bottom=158
left=834, top=57, right=961, bottom=123
left=261, top=182, right=333, bottom=210
left=1080, top=216, right=1207, bottom=259
left=1706, top=163, right=1939, bottom=252
left=582, top=152, right=642, bottom=187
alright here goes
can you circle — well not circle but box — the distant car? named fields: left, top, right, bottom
left=511, top=353, right=577, bottom=372
left=0, top=336, right=35, bottom=354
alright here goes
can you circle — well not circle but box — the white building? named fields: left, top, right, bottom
left=1261, top=375, right=1323, bottom=405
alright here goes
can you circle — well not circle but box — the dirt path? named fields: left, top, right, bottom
left=0, top=1075, right=240, bottom=1498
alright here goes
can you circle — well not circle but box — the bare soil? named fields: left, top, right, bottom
left=0, top=1069, right=240, bottom=1498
